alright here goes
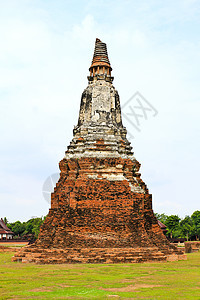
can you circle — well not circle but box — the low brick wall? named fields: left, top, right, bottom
left=184, top=241, right=200, bottom=253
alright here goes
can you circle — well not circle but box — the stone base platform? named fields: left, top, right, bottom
left=12, top=246, right=186, bottom=264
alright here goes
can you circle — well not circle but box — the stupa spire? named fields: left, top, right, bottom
left=66, top=38, right=131, bottom=159
left=89, top=38, right=112, bottom=77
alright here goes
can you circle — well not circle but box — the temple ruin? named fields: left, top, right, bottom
left=13, top=39, right=186, bottom=263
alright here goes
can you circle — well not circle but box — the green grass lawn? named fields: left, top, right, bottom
left=0, top=251, right=199, bottom=299
left=0, top=244, right=27, bottom=248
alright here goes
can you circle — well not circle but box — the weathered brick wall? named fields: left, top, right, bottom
left=35, top=157, right=179, bottom=253
left=185, top=241, right=200, bottom=253
left=12, top=156, right=186, bottom=263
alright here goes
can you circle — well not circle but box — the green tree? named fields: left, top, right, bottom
left=3, top=217, right=8, bottom=225
left=23, top=217, right=44, bottom=239
left=180, top=216, right=193, bottom=241
left=165, top=215, right=181, bottom=238
left=172, top=227, right=184, bottom=239
left=9, top=221, right=26, bottom=237
left=7, top=217, right=46, bottom=239
left=155, top=213, right=168, bottom=224
left=191, top=210, right=200, bottom=240
left=32, top=224, right=42, bottom=238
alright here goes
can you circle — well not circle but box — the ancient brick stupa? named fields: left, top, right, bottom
left=13, top=39, right=186, bottom=263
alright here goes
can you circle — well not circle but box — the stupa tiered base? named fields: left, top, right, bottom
left=13, top=38, right=186, bottom=264
left=13, top=157, right=186, bottom=264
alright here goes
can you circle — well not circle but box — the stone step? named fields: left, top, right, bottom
left=12, top=246, right=169, bottom=264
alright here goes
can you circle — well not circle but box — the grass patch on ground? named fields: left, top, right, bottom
left=0, top=243, right=28, bottom=250
left=0, top=251, right=199, bottom=299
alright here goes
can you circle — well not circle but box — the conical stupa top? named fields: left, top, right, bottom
left=89, top=38, right=112, bottom=73
left=65, top=38, right=133, bottom=159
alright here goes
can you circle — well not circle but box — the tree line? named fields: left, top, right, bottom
left=3, top=217, right=45, bottom=241
left=155, top=210, right=200, bottom=241
left=3, top=210, right=200, bottom=241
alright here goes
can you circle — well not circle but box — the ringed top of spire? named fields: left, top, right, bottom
left=89, top=38, right=112, bottom=73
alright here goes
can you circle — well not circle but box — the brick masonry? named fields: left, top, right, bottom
left=185, top=241, right=200, bottom=253
left=13, top=155, right=186, bottom=263
left=13, top=39, right=186, bottom=264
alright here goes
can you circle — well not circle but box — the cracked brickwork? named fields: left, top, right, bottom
left=13, top=39, right=186, bottom=264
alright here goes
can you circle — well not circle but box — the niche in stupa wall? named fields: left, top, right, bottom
left=115, top=91, right=123, bottom=126
left=83, top=90, right=92, bottom=124
left=91, top=86, right=111, bottom=119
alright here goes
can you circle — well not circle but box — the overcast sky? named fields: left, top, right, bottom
left=1, top=0, right=200, bottom=222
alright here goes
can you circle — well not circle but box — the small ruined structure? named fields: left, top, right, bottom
left=13, top=39, right=186, bottom=263
left=185, top=242, right=200, bottom=253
